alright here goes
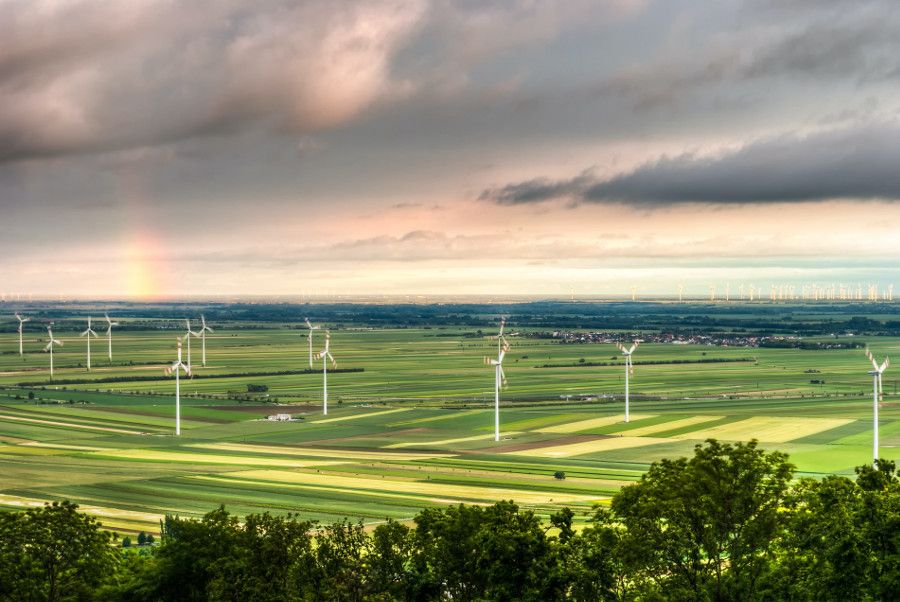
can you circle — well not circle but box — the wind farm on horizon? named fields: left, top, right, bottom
left=0, top=299, right=897, bottom=534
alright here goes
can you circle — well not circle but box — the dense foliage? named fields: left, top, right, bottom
left=2, top=441, right=898, bottom=601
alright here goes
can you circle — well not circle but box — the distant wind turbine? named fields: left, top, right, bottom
left=165, top=337, right=191, bottom=436
left=305, top=318, right=321, bottom=369
left=866, top=348, right=890, bottom=463
left=79, top=317, right=98, bottom=371
left=104, top=313, right=119, bottom=362
left=184, top=319, right=200, bottom=370
left=484, top=333, right=510, bottom=443
left=198, top=315, right=214, bottom=367
left=45, top=324, right=63, bottom=380
left=15, top=313, right=29, bottom=356
left=316, top=330, right=336, bottom=415
left=616, top=341, right=639, bottom=423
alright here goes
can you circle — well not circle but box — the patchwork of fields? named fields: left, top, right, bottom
left=0, top=325, right=897, bottom=533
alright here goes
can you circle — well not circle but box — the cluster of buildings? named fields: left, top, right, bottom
left=547, top=331, right=762, bottom=348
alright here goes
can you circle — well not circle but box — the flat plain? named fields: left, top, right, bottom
left=1, top=308, right=897, bottom=533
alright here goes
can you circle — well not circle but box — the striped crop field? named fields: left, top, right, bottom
left=0, top=322, right=897, bottom=533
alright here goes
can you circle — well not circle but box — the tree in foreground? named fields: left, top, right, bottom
left=0, top=500, right=116, bottom=602
left=763, top=459, right=900, bottom=601
left=611, top=439, right=794, bottom=601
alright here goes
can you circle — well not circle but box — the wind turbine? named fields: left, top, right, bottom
left=678, top=284, right=684, bottom=302
left=79, top=317, right=98, bottom=371
left=304, top=318, right=321, bottom=369
left=184, top=319, right=200, bottom=369
left=165, top=337, right=191, bottom=436
left=616, top=341, right=639, bottom=422
left=316, top=330, right=336, bottom=415
left=104, top=313, right=119, bottom=362
left=484, top=330, right=510, bottom=442
left=492, top=316, right=519, bottom=353
left=45, top=324, right=63, bottom=380
left=198, top=315, right=214, bottom=367
left=15, top=313, right=29, bottom=356
left=866, top=348, right=890, bottom=463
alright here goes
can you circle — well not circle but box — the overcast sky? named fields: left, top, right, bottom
left=2, top=0, right=899, bottom=298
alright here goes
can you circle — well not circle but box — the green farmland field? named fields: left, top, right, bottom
left=1, top=307, right=897, bottom=534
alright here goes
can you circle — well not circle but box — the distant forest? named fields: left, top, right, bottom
left=2, top=440, right=897, bottom=601
left=4, top=300, right=900, bottom=336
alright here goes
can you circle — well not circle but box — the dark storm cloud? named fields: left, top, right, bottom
left=481, top=123, right=900, bottom=206
left=478, top=171, right=595, bottom=205
left=600, top=0, right=900, bottom=111
left=0, top=0, right=427, bottom=163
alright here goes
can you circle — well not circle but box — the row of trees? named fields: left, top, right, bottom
left=1, top=440, right=897, bottom=601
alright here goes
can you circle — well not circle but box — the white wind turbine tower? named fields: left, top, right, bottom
left=184, top=319, right=200, bottom=370
left=316, top=330, right=336, bottom=415
left=304, top=318, right=321, bottom=369
left=198, top=315, right=214, bottom=367
left=616, top=341, right=639, bottom=422
left=630, top=285, right=637, bottom=302
left=865, top=348, right=890, bottom=463
left=15, top=313, right=29, bottom=356
left=79, top=317, right=98, bottom=371
left=45, top=324, right=63, bottom=380
left=484, top=328, right=511, bottom=442
left=104, top=313, right=119, bottom=362
left=678, top=284, right=684, bottom=302
left=165, top=337, right=191, bottom=436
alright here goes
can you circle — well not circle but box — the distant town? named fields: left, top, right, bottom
left=540, top=331, right=865, bottom=350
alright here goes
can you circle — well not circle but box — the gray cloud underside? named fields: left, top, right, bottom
left=481, top=123, right=900, bottom=205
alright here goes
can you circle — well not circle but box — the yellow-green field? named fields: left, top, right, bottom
left=0, top=319, right=897, bottom=533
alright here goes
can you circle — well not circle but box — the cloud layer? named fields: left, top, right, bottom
left=481, top=123, right=900, bottom=206
left=3, top=0, right=900, bottom=296
left=0, top=0, right=425, bottom=162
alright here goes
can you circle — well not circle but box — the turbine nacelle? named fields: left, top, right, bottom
left=44, top=325, right=63, bottom=351
left=165, top=338, right=191, bottom=376
left=616, top=341, right=639, bottom=355
left=80, top=316, right=98, bottom=338
left=104, top=313, right=120, bottom=336
left=316, top=331, right=336, bottom=367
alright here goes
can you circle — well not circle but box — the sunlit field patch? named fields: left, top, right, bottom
left=88, top=448, right=348, bottom=468
left=537, top=414, right=655, bottom=434
left=673, top=416, right=854, bottom=443
left=309, top=408, right=413, bottom=424
left=0, top=413, right=145, bottom=435
left=384, top=432, right=524, bottom=449
left=611, top=415, right=724, bottom=437
left=202, top=469, right=601, bottom=506
left=506, top=436, right=673, bottom=458
left=192, top=442, right=452, bottom=462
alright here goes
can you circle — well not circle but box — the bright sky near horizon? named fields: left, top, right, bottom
left=2, top=0, right=899, bottom=299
